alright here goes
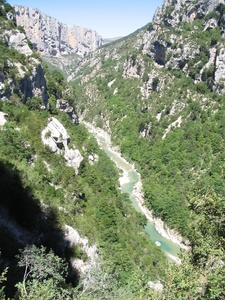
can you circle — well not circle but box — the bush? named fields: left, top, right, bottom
left=204, top=11, right=220, bottom=21
left=196, top=81, right=208, bottom=94
left=147, top=23, right=154, bottom=32
left=152, top=77, right=159, bottom=91
left=25, top=97, right=43, bottom=110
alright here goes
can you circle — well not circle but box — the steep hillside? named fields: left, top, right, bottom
left=1, top=0, right=225, bottom=298
left=68, top=0, right=225, bottom=297
left=71, top=0, right=225, bottom=231
left=0, top=1, right=168, bottom=299
left=0, top=6, right=47, bottom=105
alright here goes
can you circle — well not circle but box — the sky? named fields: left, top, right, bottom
left=7, top=0, right=164, bottom=38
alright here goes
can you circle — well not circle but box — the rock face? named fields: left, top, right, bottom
left=215, top=47, right=225, bottom=84
left=14, top=5, right=103, bottom=57
left=0, top=112, right=7, bottom=126
left=56, top=99, right=79, bottom=125
left=0, top=59, right=48, bottom=105
left=64, top=225, right=98, bottom=275
left=7, top=31, right=33, bottom=56
left=153, top=0, right=224, bottom=26
left=41, top=117, right=83, bottom=174
left=0, top=14, right=48, bottom=105
left=20, top=61, right=48, bottom=105
left=139, top=0, right=225, bottom=94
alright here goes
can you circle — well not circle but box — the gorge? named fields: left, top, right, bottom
left=0, top=0, right=225, bottom=299
left=84, top=122, right=183, bottom=263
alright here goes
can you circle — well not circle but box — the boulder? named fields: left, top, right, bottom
left=8, top=31, right=32, bottom=56
left=148, top=280, right=164, bottom=292
left=0, top=111, right=8, bottom=126
left=41, top=117, right=83, bottom=174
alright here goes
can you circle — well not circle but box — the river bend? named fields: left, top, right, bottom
left=85, top=123, right=181, bottom=261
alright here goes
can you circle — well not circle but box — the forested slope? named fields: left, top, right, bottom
left=0, top=1, right=166, bottom=299
left=68, top=0, right=225, bottom=298
left=0, top=0, right=225, bottom=299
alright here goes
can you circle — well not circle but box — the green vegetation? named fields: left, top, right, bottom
left=0, top=0, right=15, bottom=19
left=1, top=0, right=225, bottom=298
left=0, top=98, right=165, bottom=299
left=69, top=1, right=225, bottom=298
left=0, top=3, right=166, bottom=298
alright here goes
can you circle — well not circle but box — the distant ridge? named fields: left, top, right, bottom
left=102, top=37, right=123, bottom=45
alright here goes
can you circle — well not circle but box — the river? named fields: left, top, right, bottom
left=84, top=122, right=181, bottom=262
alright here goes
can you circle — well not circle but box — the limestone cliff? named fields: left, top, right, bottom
left=14, top=5, right=103, bottom=57
left=140, top=0, right=225, bottom=94
left=56, top=99, right=79, bottom=125
left=0, top=25, right=48, bottom=105
left=41, top=117, right=83, bottom=174
left=153, top=0, right=224, bottom=26
left=68, top=0, right=225, bottom=96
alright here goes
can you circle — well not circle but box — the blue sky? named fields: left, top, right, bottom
left=8, top=0, right=163, bottom=38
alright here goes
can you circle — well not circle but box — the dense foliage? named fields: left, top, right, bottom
left=72, top=3, right=225, bottom=237
left=0, top=85, right=165, bottom=298
left=0, top=2, right=166, bottom=298
left=70, top=1, right=225, bottom=298
left=1, top=0, right=225, bottom=299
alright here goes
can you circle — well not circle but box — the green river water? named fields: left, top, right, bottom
left=90, top=128, right=181, bottom=259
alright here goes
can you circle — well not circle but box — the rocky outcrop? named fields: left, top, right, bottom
left=0, top=111, right=7, bottom=126
left=123, top=56, right=143, bottom=78
left=64, top=225, right=98, bottom=275
left=0, top=59, right=48, bottom=105
left=56, top=99, right=79, bottom=125
left=41, top=117, right=83, bottom=174
left=7, top=31, right=32, bottom=56
left=144, top=0, right=224, bottom=55
left=0, top=25, right=32, bottom=56
left=148, top=280, right=164, bottom=292
left=153, top=0, right=224, bottom=27
left=0, top=24, right=48, bottom=105
left=14, top=5, right=103, bottom=57
left=88, top=153, right=99, bottom=166
left=140, top=0, right=225, bottom=95
left=142, top=25, right=200, bottom=70
left=20, top=60, right=48, bottom=105
left=215, top=47, right=225, bottom=88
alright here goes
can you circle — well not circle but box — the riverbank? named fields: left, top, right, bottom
left=132, top=179, right=190, bottom=251
left=120, top=162, right=189, bottom=251
left=83, top=122, right=190, bottom=252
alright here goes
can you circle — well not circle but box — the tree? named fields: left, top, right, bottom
left=15, top=278, right=73, bottom=300
left=52, top=70, right=64, bottom=84
left=0, top=267, right=8, bottom=300
left=16, top=245, right=68, bottom=297
left=25, top=97, right=43, bottom=110
left=162, top=252, right=200, bottom=300
left=48, top=95, right=58, bottom=114
left=152, top=77, right=159, bottom=91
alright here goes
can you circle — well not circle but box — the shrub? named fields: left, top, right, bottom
left=204, top=11, right=220, bottom=21
left=25, top=97, right=43, bottom=110
left=152, top=77, right=159, bottom=91
left=147, top=23, right=154, bottom=32
left=196, top=81, right=208, bottom=94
